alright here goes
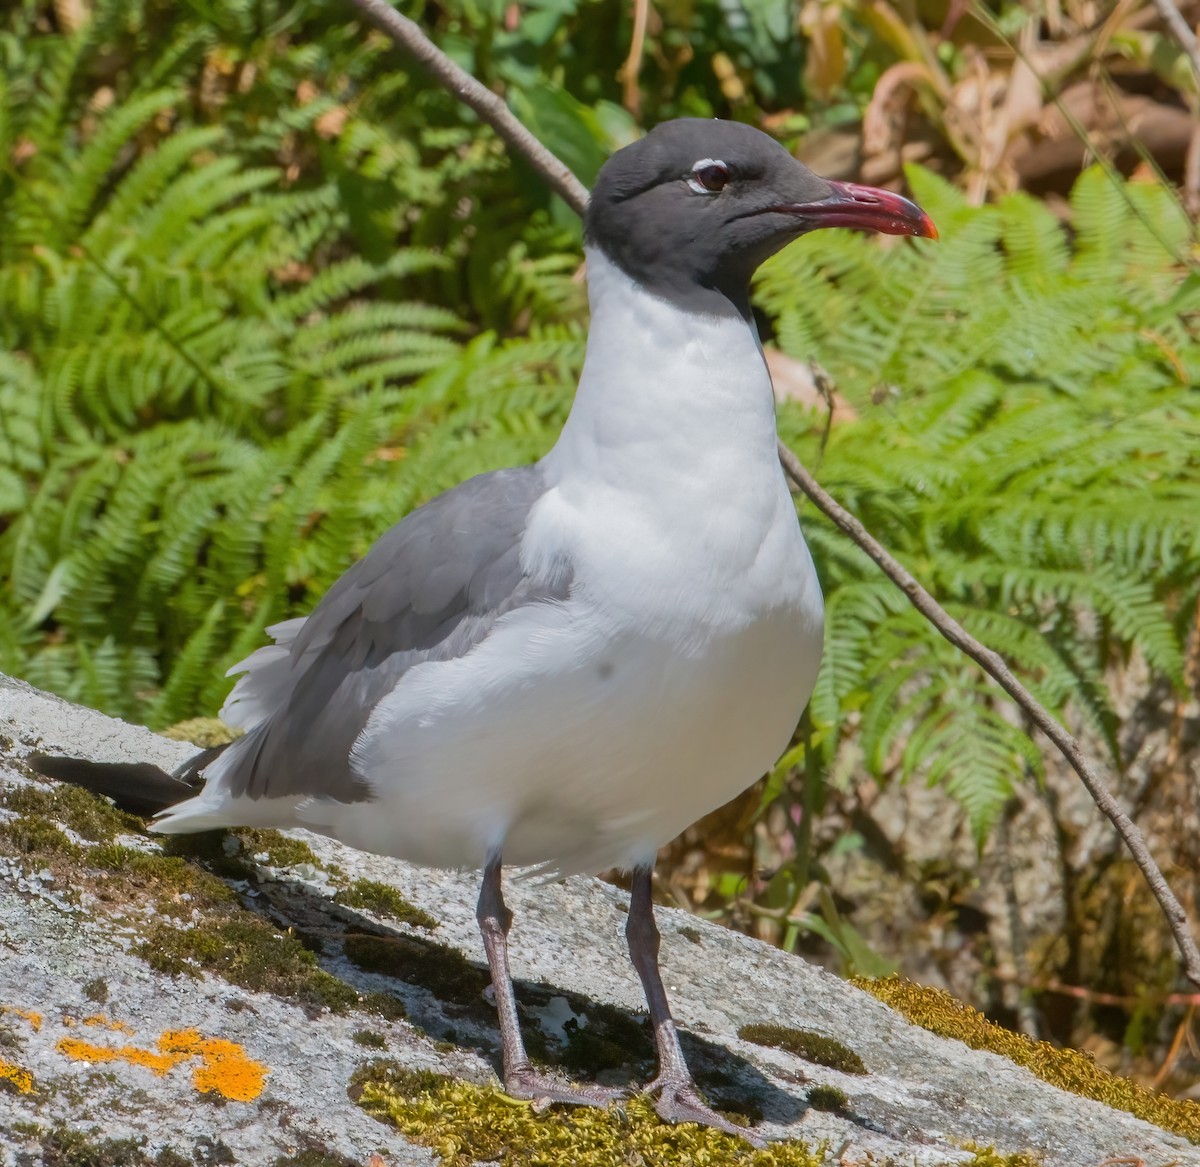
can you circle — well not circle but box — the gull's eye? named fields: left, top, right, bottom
left=688, top=159, right=731, bottom=195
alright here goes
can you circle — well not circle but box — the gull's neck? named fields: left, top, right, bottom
left=540, top=247, right=781, bottom=490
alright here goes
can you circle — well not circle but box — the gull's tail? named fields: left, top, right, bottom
left=27, top=746, right=227, bottom=817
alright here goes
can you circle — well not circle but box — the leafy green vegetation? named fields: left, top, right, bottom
left=0, top=0, right=580, bottom=723
left=763, top=165, right=1199, bottom=844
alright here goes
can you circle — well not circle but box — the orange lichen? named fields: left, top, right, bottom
left=82, top=1013, right=136, bottom=1034
left=1, top=1005, right=43, bottom=1031
left=56, top=1035, right=183, bottom=1075
left=160, top=1028, right=269, bottom=1102
left=0, top=1056, right=35, bottom=1094
left=56, top=1027, right=269, bottom=1101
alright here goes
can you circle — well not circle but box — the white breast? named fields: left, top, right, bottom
left=323, top=250, right=824, bottom=873
left=533, top=249, right=816, bottom=632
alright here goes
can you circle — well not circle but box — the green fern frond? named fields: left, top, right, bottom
left=764, top=162, right=1197, bottom=828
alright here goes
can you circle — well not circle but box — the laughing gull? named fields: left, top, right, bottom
left=33, top=118, right=935, bottom=1140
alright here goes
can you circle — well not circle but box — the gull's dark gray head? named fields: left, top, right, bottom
left=585, top=118, right=936, bottom=317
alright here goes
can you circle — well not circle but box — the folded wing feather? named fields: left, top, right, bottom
left=204, top=465, right=569, bottom=805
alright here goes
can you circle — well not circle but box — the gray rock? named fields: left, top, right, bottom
left=0, top=673, right=1195, bottom=1166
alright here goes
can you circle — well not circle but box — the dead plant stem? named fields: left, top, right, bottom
left=347, top=0, right=589, bottom=217
left=1148, top=0, right=1200, bottom=92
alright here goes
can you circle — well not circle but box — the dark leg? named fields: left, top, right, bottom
left=476, top=851, right=623, bottom=1108
left=626, top=866, right=764, bottom=1145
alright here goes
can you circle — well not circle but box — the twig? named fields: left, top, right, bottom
left=340, top=0, right=1200, bottom=988
left=346, top=0, right=589, bottom=217
left=777, top=445, right=1200, bottom=986
left=990, top=968, right=1200, bottom=1009
left=1185, top=118, right=1200, bottom=220
left=1153, top=0, right=1200, bottom=223
left=1148, top=0, right=1200, bottom=93
left=618, top=0, right=652, bottom=118
left=1150, top=1002, right=1194, bottom=1090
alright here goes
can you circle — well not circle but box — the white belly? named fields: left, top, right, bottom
left=321, top=541, right=823, bottom=875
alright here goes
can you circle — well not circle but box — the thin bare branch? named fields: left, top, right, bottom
left=342, top=0, right=1200, bottom=987
left=775, top=444, right=1200, bottom=986
left=1148, top=0, right=1200, bottom=93
left=618, top=0, right=652, bottom=118
left=346, top=0, right=589, bottom=217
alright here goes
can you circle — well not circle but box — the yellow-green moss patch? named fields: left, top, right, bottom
left=960, top=1146, right=1043, bottom=1167
left=737, top=1024, right=866, bottom=1074
left=805, top=1084, right=847, bottom=1112
left=137, top=917, right=359, bottom=1014
left=334, top=878, right=438, bottom=929
left=0, top=780, right=143, bottom=843
left=349, top=1061, right=822, bottom=1166
left=6, top=1124, right=196, bottom=1167
left=343, top=934, right=489, bottom=1006
left=857, top=976, right=1200, bottom=1142
left=162, top=718, right=242, bottom=747
left=235, top=828, right=320, bottom=870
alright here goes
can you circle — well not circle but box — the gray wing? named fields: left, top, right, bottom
left=218, top=465, right=568, bottom=803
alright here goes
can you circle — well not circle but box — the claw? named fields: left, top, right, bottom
left=503, top=1068, right=627, bottom=1110
left=645, top=1076, right=766, bottom=1147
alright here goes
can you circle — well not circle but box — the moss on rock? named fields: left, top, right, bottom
left=89, top=845, right=238, bottom=914
left=0, top=814, right=82, bottom=858
left=334, top=878, right=438, bottom=929
left=350, top=1060, right=1044, bottom=1167
left=805, top=1084, right=847, bottom=1112
left=343, top=934, right=489, bottom=1006
left=137, top=917, right=359, bottom=1014
left=349, top=1060, right=820, bottom=1167
left=557, top=1001, right=653, bottom=1077
left=857, top=976, right=1200, bottom=1142
left=0, top=781, right=143, bottom=844
left=161, top=718, right=242, bottom=748
left=272, top=1147, right=359, bottom=1167
left=361, top=991, right=407, bottom=1021
left=235, top=828, right=320, bottom=870
left=737, top=1023, right=866, bottom=1074
left=21, top=1124, right=191, bottom=1167
left=82, top=978, right=109, bottom=1004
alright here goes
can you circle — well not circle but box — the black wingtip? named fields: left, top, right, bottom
left=27, top=754, right=200, bottom=817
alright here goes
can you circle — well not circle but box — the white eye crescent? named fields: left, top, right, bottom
left=688, top=159, right=731, bottom=194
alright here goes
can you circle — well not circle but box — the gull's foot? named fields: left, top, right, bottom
left=645, top=1075, right=767, bottom=1148
left=503, top=1067, right=628, bottom=1112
